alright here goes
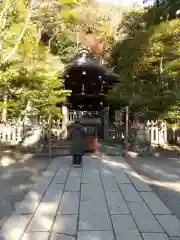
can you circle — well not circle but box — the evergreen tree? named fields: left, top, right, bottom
left=109, top=6, right=180, bottom=120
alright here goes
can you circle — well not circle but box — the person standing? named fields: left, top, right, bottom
left=71, top=120, right=86, bottom=168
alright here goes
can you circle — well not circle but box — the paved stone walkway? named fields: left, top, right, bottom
left=0, top=155, right=180, bottom=240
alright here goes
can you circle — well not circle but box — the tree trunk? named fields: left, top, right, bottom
left=124, top=106, right=129, bottom=157
left=48, top=109, right=52, bottom=159
left=1, top=93, right=8, bottom=122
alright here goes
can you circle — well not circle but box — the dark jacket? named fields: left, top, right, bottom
left=71, top=123, right=86, bottom=155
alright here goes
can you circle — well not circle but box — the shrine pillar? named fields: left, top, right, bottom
left=104, top=106, right=109, bottom=140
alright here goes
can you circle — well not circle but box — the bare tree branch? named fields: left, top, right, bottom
left=0, top=0, right=21, bottom=22
left=3, top=0, right=35, bottom=63
left=0, top=9, right=7, bottom=60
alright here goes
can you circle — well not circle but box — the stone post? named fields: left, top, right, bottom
left=103, top=106, right=109, bottom=140
left=62, top=106, right=68, bottom=139
left=164, top=121, right=167, bottom=143
left=155, top=121, right=159, bottom=144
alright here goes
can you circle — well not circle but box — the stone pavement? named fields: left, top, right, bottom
left=0, top=155, right=180, bottom=240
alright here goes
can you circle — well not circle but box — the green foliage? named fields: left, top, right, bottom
left=109, top=6, right=180, bottom=119
left=48, top=0, right=122, bottom=64
left=0, top=0, right=72, bottom=121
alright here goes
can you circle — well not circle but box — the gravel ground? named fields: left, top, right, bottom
left=0, top=153, right=51, bottom=227
left=127, top=155, right=180, bottom=220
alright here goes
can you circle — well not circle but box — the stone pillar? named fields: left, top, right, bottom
left=103, top=107, right=109, bottom=140
left=155, top=123, right=159, bottom=144
left=62, top=106, right=68, bottom=139
left=151, top=122, right=154, bottom=144
left=164, top=121, right=167, bottom=143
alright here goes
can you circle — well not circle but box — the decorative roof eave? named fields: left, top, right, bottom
left=104, top=71, right=119, bottom=81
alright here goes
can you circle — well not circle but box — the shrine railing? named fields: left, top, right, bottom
left=68, top=110, right=99, bottom=123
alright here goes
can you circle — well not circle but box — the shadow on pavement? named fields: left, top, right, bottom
left=126, top=156, right=180, bottom=220
left=0, top=153, right=50, bottom=229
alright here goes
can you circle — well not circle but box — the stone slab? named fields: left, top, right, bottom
left=81, top=171, right=101, bottom=184
left=53, top=215, right=77, bottom=235
left=128, top=202, right=163, bottom=232
left=15, top=198, right=39, bottom=214
left=125, top=170, right=151, bottom=191
left=142, top=233, right=170, bottom=240
left=105, top=191, right=130, bottom=215
left=0, top=214, right=32, bottom=240
left=99, top=165, right=111, bottom=173
left=52, top=169, right=69, bottom=183
left=156, top=215, right=180, bottom=237
left=83, top=156, right=100, bottom=166
left=101, top=176, right=119, bottom=192
left=0, top=214, right=32, bottom=231
left=65, top=177, right=81, bottom=192
left=140, top=192, right=171, bottom=215
left=50, top=233, right=75, bottom=240
left=32, top=178, right=52, bottom=195
left=78, top=231, right=115, bottom=240
left=42, top=163, right=60, bottom=178
left=111, top=215, right=139, bottom=234
left=100, top=168, right=114, bottom=177
left=119, top=184, right=142, bottom=202
left=58, top=192, right=80, bottom=215
left=0, top=229, right=23, bottom=240
left=41, top=183, right=64, bottom=202
left=15, top=182, right=49, bottom=214
left=107, top=156, right=131, bottom=171
left=116, top=232, right=143, bottom=240
left=79, top=201, right=112, bottom=231
left=81, top=184, right=105, bottom=203
left=26, top=201, right=59, bottom=232
left=69, top=168, right=82, bottom=177
left=21, top=232, right=50, bottom=240
left=113, top=169, right=131, bottom=184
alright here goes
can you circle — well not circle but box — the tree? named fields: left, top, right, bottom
left=0, top=0, right=76, bottom=121
left=0, top=0, right=36, bottom=121
left=144, top=0, right=180, bottom=23
left=109, top=7, right=180, bottom=119
left=47, top=0, right=123, bottom=65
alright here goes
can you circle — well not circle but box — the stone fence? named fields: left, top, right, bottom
left=1, top=107, right=178, bottom=146
left=132, top=120, right=167, bottom=145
